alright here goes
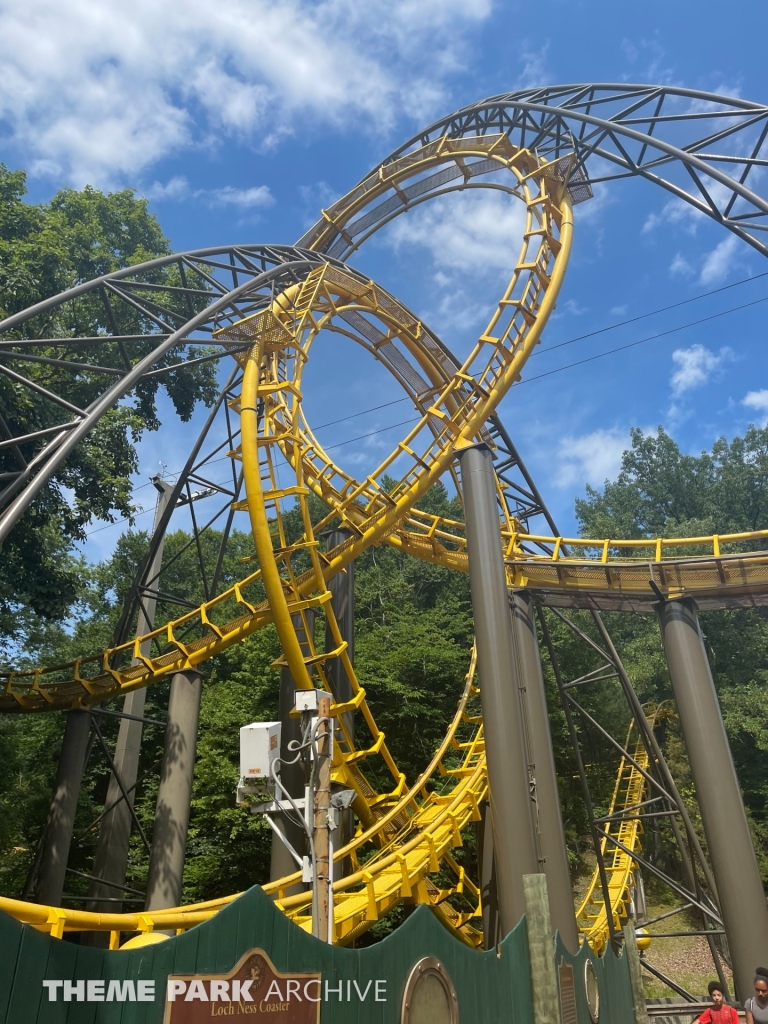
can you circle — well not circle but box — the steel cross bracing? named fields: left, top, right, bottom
left=0, top=246, right=347, bottom=545
left=0, top=147, right=574, bottom=713
left=7, top=90, right=768, bottom=594
left=0, top=234, right=720, bottom=962
left=538, top=607, right=730, bottom=989
left=0, top=85, right=766, bottom=962
left=379, top=84, right=768, bottom=257
left=0, top=261, right=549, bottom=554
left=108, top=366, right=247, bottom=654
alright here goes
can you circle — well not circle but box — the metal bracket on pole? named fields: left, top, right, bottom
left=262, top=816, right=304, bottom=869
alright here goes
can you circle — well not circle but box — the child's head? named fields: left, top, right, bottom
left=707, top=981, right=725, bottom=1006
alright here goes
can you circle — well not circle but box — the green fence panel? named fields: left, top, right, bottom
left=0, top=887, right=634, bottom=1023
left=0, top=910, right=21, bottom=1024
left=555, top=931, right=635, bottom=1024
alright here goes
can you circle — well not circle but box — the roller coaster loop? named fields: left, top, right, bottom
left=1, top=85, right=767, bottom=960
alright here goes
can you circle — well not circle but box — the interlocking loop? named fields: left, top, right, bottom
left=0, top=144, right=572, bottom=948
left=3, top=108, right=760, bottom=955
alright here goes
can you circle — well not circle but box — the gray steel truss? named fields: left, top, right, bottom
left=300, top=84, right=768, bottom=258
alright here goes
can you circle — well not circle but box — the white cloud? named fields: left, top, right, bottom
left=610, top=304, right=628, bottom=317
left=0, top=0, right=492, bottom=185
left=643, top=173, right=734, bottom=236
left=643, top=197, right=703, bottom=235
left=653, top=233, right=744, bottom=288
left=670, top=343, right=734, bottom=396
left=385, top=190, right=528, bottom=276
left=143, top=178, right=273, bottom=209
left=620, top=39, right=638, bottom=63
left=145, top=176, right=191, bottom=201
left=670, top=252, right=693, bottom=277
left=210, top=185, right=274, bottom=209
left=688, top=84, right=743, bottom=112
left=699, top=234, right=740, bottom=285
left=514, top=42, right=551, bottom=89
left=617, top=37, right=672, bottom=80
left=564, top=299, right=588, bottom=316
left=743, top=389, right=768, bottom=427
left=554, top=428, right=628, bottom=490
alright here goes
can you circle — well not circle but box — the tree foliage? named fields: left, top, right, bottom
left=576, top=425, right=768, bottom=537
left=0, top=482, right=476, bottom=904
left=0, top=165, right=218, bottom=640
left=5, top=426, right=768, bottom=908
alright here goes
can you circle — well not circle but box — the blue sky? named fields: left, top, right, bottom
left=3, top=0, right=768, bottom=557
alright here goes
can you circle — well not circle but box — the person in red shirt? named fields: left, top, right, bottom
left=697, top=981, right=739, bottom=1024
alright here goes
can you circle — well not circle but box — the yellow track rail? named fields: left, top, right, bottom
left=0, top=139, right=571, bottom=714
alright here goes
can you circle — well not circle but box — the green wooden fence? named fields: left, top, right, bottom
left=0, top=886, right=634, bottom=1023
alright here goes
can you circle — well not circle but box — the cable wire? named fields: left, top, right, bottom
left=514, top=293, right=768, bottom=390
left=536, top=270, right=768, bottom=357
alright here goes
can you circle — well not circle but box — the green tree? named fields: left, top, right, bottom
left=0, top=165, right=218, bottom=641
left=576, top=425, right=768, bottom=538
left=0, top=479, right=483, bottom=907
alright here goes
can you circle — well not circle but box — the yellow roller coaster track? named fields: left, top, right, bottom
left=0, top=138, right=749, bottom=956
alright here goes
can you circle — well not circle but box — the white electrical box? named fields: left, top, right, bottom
left=294, top=688, right=326, bottom=713
left=237, top=721, right=281, bottom=804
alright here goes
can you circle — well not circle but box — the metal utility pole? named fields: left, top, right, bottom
left=658, top=598, right=768, bottom=1002
left=458, top=444, right=538, bottom=934
left=86, top=477, right=174, bottom=918
left=35, top=710, right=92, bottom=906
left=144, top=669, right=203, bottom=911
left=324, top=528, right=355, bottom=879
left=270, top=612, right=314, bottom=890
left=312, top=692, right=332, bottom=942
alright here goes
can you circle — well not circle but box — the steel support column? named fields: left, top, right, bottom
left=658, top=597, right=768, bottom=1001
left=144, top=670, right=202, bottom=911
left=36, top=710, right=91, bottom=905
left=458, top=444, right=538, bottom=933
left=325, top=528, right=355, bottom=881
left=86, top=478, right=174, bottom=918
left=511, top=590, right=578, bottom=952
left=477, top=800, right=500, bottom=950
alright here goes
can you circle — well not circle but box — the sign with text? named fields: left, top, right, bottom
left=164, top=949, right=321, bottom=1023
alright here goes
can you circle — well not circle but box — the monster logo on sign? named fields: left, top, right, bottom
left=164, top=949, right=321, bottom=1022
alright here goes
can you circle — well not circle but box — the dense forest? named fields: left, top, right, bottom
left=2, top=166, right=768, bottom=917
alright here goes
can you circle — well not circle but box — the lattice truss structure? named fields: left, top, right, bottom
left=0, top=85, right=766, bottom=968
